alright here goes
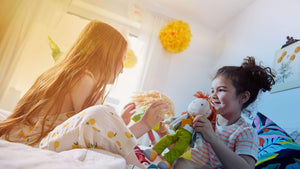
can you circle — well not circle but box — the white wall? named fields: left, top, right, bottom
left=215, top=0, right=300, bottom=132
left=2, top=0, right=299, bottom=133
left=0, top=14, right=89, bottom=111
left=164, top=22, right=218, bottom=114
left=141, top=20, right=218, bottom=115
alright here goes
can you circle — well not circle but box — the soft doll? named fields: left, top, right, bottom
left=143, top=91, right=217, bottom=169
left=130, top=90, right=175, bottom=146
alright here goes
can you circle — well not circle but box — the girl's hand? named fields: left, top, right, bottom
left=193, top=115, right=216, bottom=143
left=140, top=101, right=169, bottom=130
left=120, top=103, right=136, bottom=125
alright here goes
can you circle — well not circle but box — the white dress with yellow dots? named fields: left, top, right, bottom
left=1, top=111, right=75, bottom=147
left=39, top=105, right=137, bottom=158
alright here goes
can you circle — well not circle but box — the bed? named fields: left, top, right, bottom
left=0, top=109, right=299, bottom=169
left=252, top=112, right=300, bottom=169
left=0, top=109, right=129, bottom=169
left=0, top=140, right=127, bottom=169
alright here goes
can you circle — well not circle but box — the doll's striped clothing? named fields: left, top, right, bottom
left=190, top=117, right=259, bottom=168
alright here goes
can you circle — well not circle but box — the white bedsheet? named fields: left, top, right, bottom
left=0, top=139, right=127, bottom=169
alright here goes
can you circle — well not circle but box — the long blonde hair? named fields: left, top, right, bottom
left=0, top=20, right=127, bottom=145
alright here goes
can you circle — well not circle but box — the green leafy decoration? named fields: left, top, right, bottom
left=48, top=36, right=62, bottom=62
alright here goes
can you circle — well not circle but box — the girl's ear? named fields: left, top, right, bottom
left=240, top=91, right=250, bottom=104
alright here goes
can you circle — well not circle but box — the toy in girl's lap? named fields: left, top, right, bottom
left=130, top=90, right=175, bottom=145
left=143, top=91, right=217, bottom=169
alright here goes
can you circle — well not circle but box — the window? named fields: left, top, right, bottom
left=56, top=10, right=146, bottom=112
left=107, top=33, right=146, bottom=111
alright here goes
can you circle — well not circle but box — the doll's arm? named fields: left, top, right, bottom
left=168, top=114, right=188, bottom=131
left=164, top=116, right=177, bottom=125
left=154, top=122, right=169, bottom=138
left=129, top=101, right=169, bottom=139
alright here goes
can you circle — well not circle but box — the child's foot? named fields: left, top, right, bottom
left=143, top=149, right=157, bottom=162
left=147, top=163, right=158, bottom=169
left=157, top=160, right=171, bottom=169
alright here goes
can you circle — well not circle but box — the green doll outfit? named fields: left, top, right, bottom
left=144, top=113, right=194, bottom=167
left=144, top=94, right=215, bottom=169
left=153, top=127, right=192, bottom=164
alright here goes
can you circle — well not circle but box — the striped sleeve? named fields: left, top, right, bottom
left=235, top=126, right=259, bottom=161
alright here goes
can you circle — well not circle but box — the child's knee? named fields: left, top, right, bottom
left=80, top=105, right=120, bottom=125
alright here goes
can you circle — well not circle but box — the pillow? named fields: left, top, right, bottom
left=290, top=130, right=300, bottom=144
left=252, top=112, right=300, bottom=169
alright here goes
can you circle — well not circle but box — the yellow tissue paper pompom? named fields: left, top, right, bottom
left=124, top=48, right=138, bottom=68
left=159, top=20, right=192, bottom=53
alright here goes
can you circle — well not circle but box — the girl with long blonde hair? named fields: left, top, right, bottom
left=0, top=20, right=168, bottom=168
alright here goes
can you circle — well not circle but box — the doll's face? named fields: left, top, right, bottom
left=187, top=98, right=211, bottom=117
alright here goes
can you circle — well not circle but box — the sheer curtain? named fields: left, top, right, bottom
left=0, top=0, right=71, bottom=101
left=137, top=11, right=173, bottom=92
left=135, top=10, right=173, bottom=146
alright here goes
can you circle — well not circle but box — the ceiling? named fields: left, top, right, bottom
left=80, top=0, right=256, bottom=32
left=141, top=0, right=256, bottom=31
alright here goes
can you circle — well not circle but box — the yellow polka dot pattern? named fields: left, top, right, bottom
left=39, top=105, right=137, bottom=158
left=1, top=111, right=75, bottom=146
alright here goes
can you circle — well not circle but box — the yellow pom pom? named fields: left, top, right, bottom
left=159, top=20, right=192, bottom=53
left=124, top=48, right=137, bottom=68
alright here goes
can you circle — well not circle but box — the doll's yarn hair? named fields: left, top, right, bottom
left=131, top=90, right=175, bottom=118
left=193, top=91, right=217, bottom=131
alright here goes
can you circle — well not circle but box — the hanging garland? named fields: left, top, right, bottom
left=159, top=20, right=192, bottom=53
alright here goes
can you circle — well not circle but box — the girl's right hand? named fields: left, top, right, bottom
left=120, top=103, right=136, bottom=126
left=140, top=101, right=169, bottom=130
left=193, top=115, right=216, bottom=144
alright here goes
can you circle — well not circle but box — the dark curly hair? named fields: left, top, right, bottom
left=214, top=56, right=276, bottom=110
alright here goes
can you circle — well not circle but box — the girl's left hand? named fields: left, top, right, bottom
left=193, top=115, right=216, bottom=143
left=120, top=103, right=136, bottom=125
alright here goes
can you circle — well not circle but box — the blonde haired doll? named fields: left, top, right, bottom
left=0, top=20, right=168, bottom=168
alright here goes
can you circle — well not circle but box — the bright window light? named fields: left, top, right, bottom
left=107, top=34, right=146, bottom=112
left=58, top=13, right=147, bottom=113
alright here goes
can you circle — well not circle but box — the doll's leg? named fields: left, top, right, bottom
left=145, top=129, right=191, bottom=169
left=173, top=157, right=206, bottom=169
left=144, top=132, right=178, bottom=161
left=126, top=150, right=147, bottom=169
left=144, top=149, right=159, bottom=162
left=40, top=105, right=136, bottom=158
left=152, top=132, right=178, bottom=155
left=162, top=128, right=192, bottom=165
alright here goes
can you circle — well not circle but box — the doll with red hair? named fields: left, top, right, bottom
left=143, top=91, right=217, bottom=169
